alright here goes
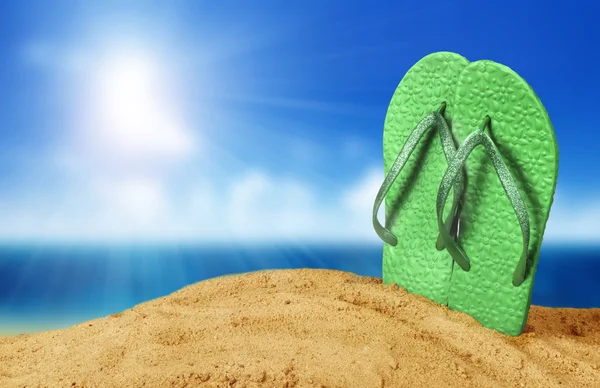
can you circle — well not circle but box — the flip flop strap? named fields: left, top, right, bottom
left=373, top=103, right=464, bottom=247
left=436, top=117, right=530, bottom=287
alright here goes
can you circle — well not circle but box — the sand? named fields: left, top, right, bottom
left=0, top=268, right=599, bottom=388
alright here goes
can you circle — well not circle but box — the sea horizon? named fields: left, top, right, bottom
left=0, top=241, right=598, bottom=336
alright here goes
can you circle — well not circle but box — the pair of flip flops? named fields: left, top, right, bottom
left=372, top=52, right=559, bottom=336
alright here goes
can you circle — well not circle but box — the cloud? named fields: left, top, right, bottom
left=342, top=167, right=383, bottom=219
left=225, top=171, right=316, bottom=238
left=1, top=159, right=598, bottom=246
left=191, top=167, right=385, bottom=242
left=0, top=165, right=386, bottom=243
left=97, top=177, right=169, bottom=228
left=543, top=191, right=600, bottom=244
left=184, top=167, right=384, bottom=242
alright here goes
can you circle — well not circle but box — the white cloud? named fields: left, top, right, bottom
left=188, top=181, right=218, bottom=220
left=2, top=159, right=598, bottom=245
left=342, top=167, right=383, bottom=219
left=226, top=171, right=319, bottom=239
left=99, top=177, right=169, bottom=227
left=206, top=167, right=383, bottom=242
left=0, top=166, right=387, bottom=243
left=544, top=191, right=600, bottom=244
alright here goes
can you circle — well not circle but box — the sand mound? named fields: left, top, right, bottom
left=0, top=268, right=599, bottom=387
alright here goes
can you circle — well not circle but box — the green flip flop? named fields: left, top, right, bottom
left=372, top=52, right=469, bottom=305
left=437, top=60, right=559, bottom=335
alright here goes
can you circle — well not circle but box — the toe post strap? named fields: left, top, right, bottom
left=372, top=102, right=464, bottom=248
left=436, top=116, right=531, bottom=286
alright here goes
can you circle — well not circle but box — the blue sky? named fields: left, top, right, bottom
left=0, top=0, right=598, bottom=243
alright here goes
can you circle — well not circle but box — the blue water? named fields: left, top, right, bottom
left=0, top=243, right=598, bottom=334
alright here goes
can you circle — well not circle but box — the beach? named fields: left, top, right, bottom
left=1, top=268, right=599, bottom=387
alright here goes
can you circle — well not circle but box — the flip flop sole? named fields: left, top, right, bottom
left=382, top=52, right=469, bottom=305
left=448, top=60, right=559, bottom=335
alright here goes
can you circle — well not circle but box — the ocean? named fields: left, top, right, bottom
left=0, top=243, right=598, bottom=335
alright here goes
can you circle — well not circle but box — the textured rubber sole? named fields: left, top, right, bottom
left=381, top=52, right=469, bottom=305
left=447, top=60, right=559, bottom=335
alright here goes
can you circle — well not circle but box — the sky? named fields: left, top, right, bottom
left=0, top=0, right=598, bottom=244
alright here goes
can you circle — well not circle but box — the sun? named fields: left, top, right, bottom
left=97, top=52, right=157, bottom=135
left=88, top=48, right=192, bottom=161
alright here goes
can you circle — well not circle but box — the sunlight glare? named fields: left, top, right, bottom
left=90, top=49, right=193, bottom=161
